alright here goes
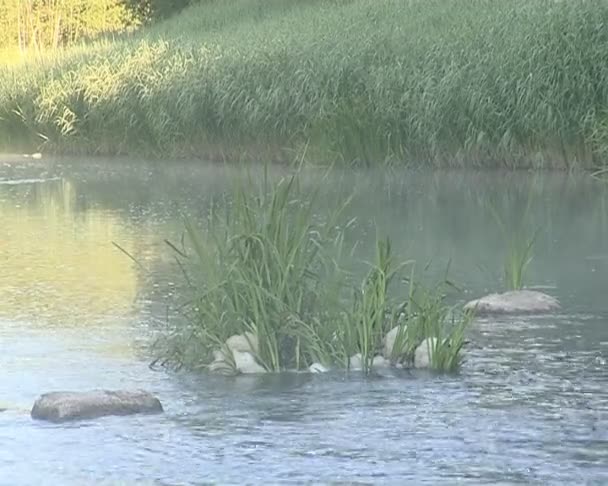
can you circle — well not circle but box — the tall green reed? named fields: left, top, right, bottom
left=395, top=263, right=472, bottom=372
left=159, top=166, right=351, bottom=372
left=2, top=0, right=608, bottom=167
left=488, top=194, right=542, bottom=291
left=155, top=168, right=472, bottom=374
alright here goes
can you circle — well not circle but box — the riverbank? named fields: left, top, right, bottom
left=1, top=0, right=608, bottom=168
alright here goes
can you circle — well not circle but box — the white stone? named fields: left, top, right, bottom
left=383, top=326, right=398, bottom=358
left=464, top=290, right=560, bottom=316
left=226, top=332, right=259, bottom=354
left=30, top=390, right=163, bottom=422
left=232, top=350, right=266, bottom=374
left=208, top=348, right=235, bottom=374
left=212, top=349, right=228, bottom=362
left=308, top=362, right=329, bottom=373
left=372, top=355, right=389, bottom=368
left=414, top=337, right=438, bottom=369
left=349, top=353, right=362, bottom=370
left=383, top=326, right=407, bottom=360
left=208, top=358, right=234, bottom=375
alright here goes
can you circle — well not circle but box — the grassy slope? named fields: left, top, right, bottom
left=1, top=0, right=608, bottom=167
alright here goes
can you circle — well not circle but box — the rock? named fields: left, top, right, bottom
left=212, top=349, right=227, bottom=362
left=414, top=338, right=438, bottom=369
left=226, top=332, right=259, bottom=354
left=208, top=359, right=235, bottom=375
left=349, top=353, right=362, bottom=370
left=464, top=290, right=560, bottom=316
left=308, top=362, right=329, bottom=373
left=31, top=390, right=163, bottom=423
left=383, top=325, right=406, bottom=359
left=208, top=348, right=235, bottom=375
left=382, top=326, right=407, bottom=360
left=372, top=355, right=389, bottom=368
left=211, top=337, right=265, bottom=374
left=232, top=350, right=266, bottom=374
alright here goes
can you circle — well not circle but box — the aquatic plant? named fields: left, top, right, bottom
left=364, top=259, right=475, bottom=372
left=2, top=0, right=608, bottom=167
left=156, top=167, right=351, bottom=372
left=341, top=238, right=411, bottom=373
left=402, top=275, right=473, bottom=371
left=489, top=197, right=542, bottom=291
left=503, top=230, right=541, bottom=291
left=154, top=168, right=471, bottom=375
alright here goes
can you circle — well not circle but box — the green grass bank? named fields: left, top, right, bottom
left=2, top=0, right=608, bottom=168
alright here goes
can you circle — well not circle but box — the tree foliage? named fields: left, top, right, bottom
left=125, top=0, right=196, bottom=22
left=0, top=0, right=194, bottom=52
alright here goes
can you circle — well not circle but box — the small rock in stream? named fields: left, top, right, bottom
left=464, top=290, right=560, bottom=316
left=31, top=389, right=163, bottom=423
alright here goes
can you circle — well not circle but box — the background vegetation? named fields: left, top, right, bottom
left=1, top=0, right=608, bottom=168
left=0, top=0, right=193, bottom=56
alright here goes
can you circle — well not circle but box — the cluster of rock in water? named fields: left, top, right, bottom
left=208, top=289, right=561, bottom=375
left=207, top=328, right=438, bottom=375
left=25, top=289, right=560, bottom=423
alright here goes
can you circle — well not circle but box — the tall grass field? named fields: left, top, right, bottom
left=2, top=0, right=608, bottom=167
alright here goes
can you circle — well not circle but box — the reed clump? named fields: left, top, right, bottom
left=154, top=168, right=471, bottom=374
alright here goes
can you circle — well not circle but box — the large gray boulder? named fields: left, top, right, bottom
left=31, top=390, right=163, bottom=422
left=464, top=290, right=560, bottom=316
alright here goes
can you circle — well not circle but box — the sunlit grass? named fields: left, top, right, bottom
left=0, top=48, right=23, bottom=66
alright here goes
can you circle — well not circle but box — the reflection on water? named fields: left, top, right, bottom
left=0, top=178, right=138, bottom=326
left=0, top=159, right=607, bottom=484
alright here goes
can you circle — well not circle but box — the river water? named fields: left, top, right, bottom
left=0, top=158, right=607, bottom=485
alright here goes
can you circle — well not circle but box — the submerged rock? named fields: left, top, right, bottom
left=208, top=358, right=235, bottom=375
left=208, top=348, right=234, bottom=375
left=372, top=355, right=389, bottom=368
left=464, top=290, right=560, bottom=316
left=349, top=353, right=362, bottom=370
left=226, top=332, right=259, bottom=354
left=232, top=350, right=266, bottom=374
left=414, top=338, right=437, bottom=369
left=209, top=333, right=265, bottom=375
left=31, top=390, right=163, bottom=423
left=308, top=362, right=329, bottom=373
left=383, top=326, right=406, bottom=359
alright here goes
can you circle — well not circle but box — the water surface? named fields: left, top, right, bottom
left=1, top=158, right=607, bottom=484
